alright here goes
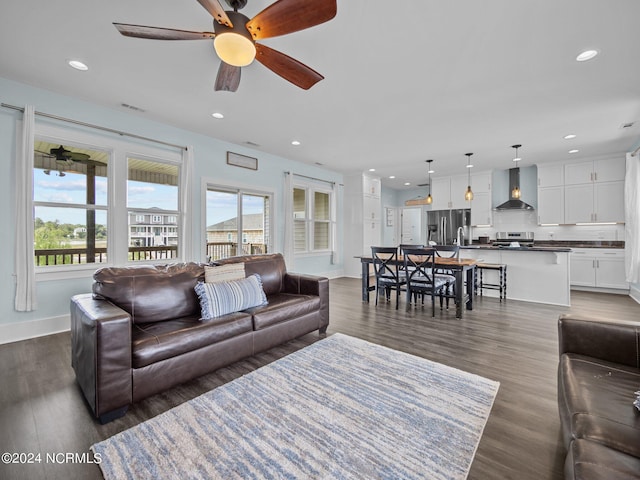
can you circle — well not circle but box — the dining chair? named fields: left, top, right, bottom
left=371, top=246, right=406, bottom=309
left=403, top=247, right=455, bottom=317
left=433, top=244, right=459, bottom=307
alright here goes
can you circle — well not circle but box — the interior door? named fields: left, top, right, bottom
left=401, top=207, right=422, bottom=245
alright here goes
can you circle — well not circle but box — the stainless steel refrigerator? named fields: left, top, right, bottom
left=426, top=209, right=471, bottom=245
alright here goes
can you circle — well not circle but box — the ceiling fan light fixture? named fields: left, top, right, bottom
left=213, top=11, right=256, bottom=67
left=214, top=33, right=256, bottom=67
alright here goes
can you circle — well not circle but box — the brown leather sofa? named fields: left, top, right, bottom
left=557, top=314, right=640, bottom=479
left=70, top=253, right=329, bottom=423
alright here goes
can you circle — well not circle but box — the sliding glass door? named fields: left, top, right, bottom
left=205, top=186, right=272, bottom=261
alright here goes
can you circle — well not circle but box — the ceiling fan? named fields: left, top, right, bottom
left=113, top=0, right=337, bottom=92
left=35, top=145, right=106, bottom=175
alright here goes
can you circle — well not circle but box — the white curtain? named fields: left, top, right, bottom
left=625, top=152, right=640, bottom=283
left=14, top=105, right=37, bottom=311
left=283, top=172, right=294, bottom=269
left=180, top=145, right=194, bottom=261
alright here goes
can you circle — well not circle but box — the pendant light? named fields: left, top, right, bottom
left=511, top=144, right=522, bottom=199
left=464, top=153, right=474, bottom=201
left=425, top=159, right=434, bottom=205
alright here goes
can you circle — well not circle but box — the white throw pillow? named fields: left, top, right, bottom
left=204, top=263, right=245, bottom=284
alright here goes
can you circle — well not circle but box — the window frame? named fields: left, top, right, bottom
left=202, top=178, right=275, bottom=262
left=31, top=122, right=186, bottom=281
left=293, top=181, right=335, bottom=256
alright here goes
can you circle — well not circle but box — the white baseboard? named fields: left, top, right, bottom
left=0, top=315, right=70, bottom=345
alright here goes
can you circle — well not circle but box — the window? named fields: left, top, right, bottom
left=128, top=157, right=180, bottom=261
left=33, top=140, right=110, bottom=266
left=293, top=184, right=334, bottom=254
left=31, top=126, right=184, bottom=274
left=205, top=184, right=272, bottom=261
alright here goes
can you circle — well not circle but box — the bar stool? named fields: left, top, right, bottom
left=475, top=263, right=507, bottom=301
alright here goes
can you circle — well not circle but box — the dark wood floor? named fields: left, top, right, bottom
left=1, top=278, right=639, bottom=480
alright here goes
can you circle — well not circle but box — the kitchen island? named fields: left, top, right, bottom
left=461, top=245, right=572, bottom=306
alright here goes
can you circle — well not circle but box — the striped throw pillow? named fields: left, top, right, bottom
left=195, top=274, right=268, bottom=320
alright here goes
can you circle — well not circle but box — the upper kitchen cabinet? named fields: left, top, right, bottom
left=537, top=163, right=564, bottom=224
left=537, top=163, right=564, bottom=187
left=564, top=157, right=625, bottom=185
left=564, top=157, right=625, bottom=224
left=429, top=174, right=471, bottom=210
left=470, top=171, right=492, bottom=226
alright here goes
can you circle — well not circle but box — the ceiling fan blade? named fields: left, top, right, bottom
left=196, top=0, right=233, bottom=27
left=254, top=43, right=323, bottom=90
left=246, top=0, right=336, bottom=40
left=114, top=23, right=215, bottom=40
left=215, top=62, right=241, bottom=92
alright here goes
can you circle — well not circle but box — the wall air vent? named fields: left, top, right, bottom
left=120, top=103, right=146, bottom=112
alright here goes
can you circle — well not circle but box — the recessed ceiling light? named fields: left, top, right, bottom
left=291, top=140, right=301, bottom=146
left=576, top=50, right=598, bottom=62
left=389, top=175, right=395, bottom=179
left=466, top=163, right=474, bottom=168
left=569, top=149, right=579, bottom=154
left=68, top=60, right=88, bottom=71
left=369, top=168, right=376, bottom=172
left=564, top=134, right=577, bottom=139
left=404, top=182, right=411, bottom=186
left=211, top=112, right=224, bottom=119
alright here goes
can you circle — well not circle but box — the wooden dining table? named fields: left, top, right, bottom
left=358, top=255, right=480, bottom=318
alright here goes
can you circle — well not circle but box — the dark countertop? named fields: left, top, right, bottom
left=461, top=245, right=572, bottom=252
left=468, top=240, right=624, bottom=250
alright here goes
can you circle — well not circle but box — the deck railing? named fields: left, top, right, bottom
left=34, top=243, right=266, bottom=266
left=34, top=245, right=178, bottom=266
left=206, top=242, right=266, bottom=261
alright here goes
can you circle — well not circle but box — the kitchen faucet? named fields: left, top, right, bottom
left=456, top=226, right=465, bottom=246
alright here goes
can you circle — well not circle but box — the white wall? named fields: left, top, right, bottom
left=0, top=77, right=343, bottom=341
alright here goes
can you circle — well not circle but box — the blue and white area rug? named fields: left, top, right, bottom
left=92, top=333, right=499, bottom=480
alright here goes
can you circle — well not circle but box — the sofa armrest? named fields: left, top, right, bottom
left=558, top=314, right=640, bottom=368
left=283, top=273, right=330, bottom=331
left=70, top=294, right=132, bottom=421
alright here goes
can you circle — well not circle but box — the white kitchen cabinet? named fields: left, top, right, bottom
left=564, top=157, right=625, bottom=224
left=538, top=186, right=564, bottom=224
left=451, top=174, right=472, bottom=209
left=537, top=163, right=564, bottom=188
left=471, top=191, right=492, bottom=226
left=564, top=157, right=625, bottom=185
left=429, top=177, right=451, bottom=210
left=470, top=171, right=492, bottom=226
left=428, top=174, right=471, bottom=210
left=565, top=181, right=624, bottom=223
left=344, top=173, right=382, bottom=277
left=570, top=249, right=628, bottom=290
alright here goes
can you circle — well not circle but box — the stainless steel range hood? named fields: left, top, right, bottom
left=496, top=168, right=535, bottom=210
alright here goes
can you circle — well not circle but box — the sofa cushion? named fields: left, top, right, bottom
left=93, top=263, right=204, bottom=324
left=205, top=263, right=245, bottom=283
left=246, top=293, right=320, bottom=330
left=565, top=439, right=640, bottom=480
left=215, top=253, right=286, bottom=296
left=131, top=313, right=253, bottom=368
left=195, top=274, right=268, bottom=320
left=559, top=353, right=640, bottom=458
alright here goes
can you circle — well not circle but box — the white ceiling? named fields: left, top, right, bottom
left=2, top=0, right=640, bottom=188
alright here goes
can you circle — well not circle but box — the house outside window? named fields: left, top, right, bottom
left=205, top=184, right=272, bottom=261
